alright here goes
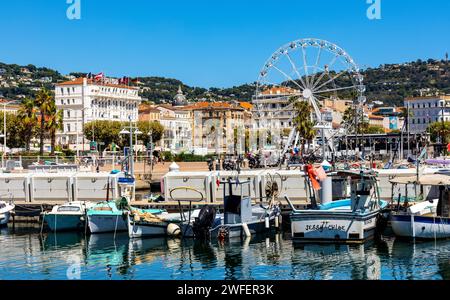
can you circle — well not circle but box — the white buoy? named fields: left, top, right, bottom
left=169, top=162, right=180, bottom=172
left=275, top=215, right=279, bottom=228
left=242, top=223, right=251, bottom=237
left=167, top=223, right=181, bottom=237
left=265, top=216, right=270, bottom=229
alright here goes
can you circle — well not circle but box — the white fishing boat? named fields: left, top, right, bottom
left=0, top=197, right=15, bottom=226
left=43, top=201, right=95, bottom=231
left=389, top=174, right=450, bottom=239
left=287, top=169, right=389, bottom=243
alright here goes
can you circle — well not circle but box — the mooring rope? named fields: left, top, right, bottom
left=113, top=214, right=119, bottom=240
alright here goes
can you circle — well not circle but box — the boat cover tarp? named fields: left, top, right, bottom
left=425, top=159, right=450, bottom=165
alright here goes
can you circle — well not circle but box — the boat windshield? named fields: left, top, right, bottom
left=57, top=206, right=81, bottom=212
left=0, top=203, right=5, bottom=209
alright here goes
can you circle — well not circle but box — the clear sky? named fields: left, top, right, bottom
left=0, top=0, right=449, bottom=88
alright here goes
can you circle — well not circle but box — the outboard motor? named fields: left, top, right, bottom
left=206, top=158, right=214, bottom=171
left=193, top=205, right=217, bottom=239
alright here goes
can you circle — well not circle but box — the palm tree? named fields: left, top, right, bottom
left=290, top=97, right=316, bottom=156
left=45, top=101, right=63, bottom=156
left=17, top=98, right=37, bottom=152
left=34, top=89, right=53, bottom=155
left=343, top=106, right=369, bottom=134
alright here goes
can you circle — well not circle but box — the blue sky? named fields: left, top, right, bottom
left=0, top=0, right=449, bottom=87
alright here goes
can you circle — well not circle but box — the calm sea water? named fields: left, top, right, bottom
left=1, top=225, right=449, bottom=280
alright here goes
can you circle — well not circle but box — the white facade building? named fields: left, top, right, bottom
left=404, top=96, right=450, bottom=133
left=252, top=87, right=298, bottom=130
left=55, top=78, right=141, bottom=149
left=157, top=106, right=192, bottom=153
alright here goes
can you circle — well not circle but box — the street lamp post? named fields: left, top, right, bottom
left=148, top=129, right=154, bottom=171
left=120, top=116, right=141, bottom=178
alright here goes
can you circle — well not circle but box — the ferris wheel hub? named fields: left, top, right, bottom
left=302, top=88, right=313, bottom=99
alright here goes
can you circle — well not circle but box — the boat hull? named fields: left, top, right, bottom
left=88, top=214, right=127, bottom=233
left=390, top=214, right=450, bottom=239
left=44, top=214, right=85, bottom=231
left=208, top=217, right=274, bottom=239
left=127, top=215, right=168, bottom=238
left=290, top=211, right=380, bottom=243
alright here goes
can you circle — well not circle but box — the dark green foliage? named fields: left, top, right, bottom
left=1, top=59, right=449, bottom=106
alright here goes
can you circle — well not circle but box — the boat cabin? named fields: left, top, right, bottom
left=220, top=179, right=252, bottom=225
left=336, top=171, right=381, bottom=212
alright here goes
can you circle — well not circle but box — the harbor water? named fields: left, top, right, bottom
left=1, top=225, right=450, bottom=280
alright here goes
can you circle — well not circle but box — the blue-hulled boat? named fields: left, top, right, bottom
left=43, top=201, right=95, bottom=232
left=389, top=174, right=450, bottom=239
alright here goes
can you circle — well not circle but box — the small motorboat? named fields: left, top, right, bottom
left=87, top=198, right=165, bottom=234
left=186, top=178, right=281, bottom=240
left=288, top=169, right=389, bottom=243
left=390, top=174, right=450, bottom=239
left=126, top=209, right=176, bottom=238
left=43, top=201, right=95, bottom=232
left=0, top=197, right=15, bottom=226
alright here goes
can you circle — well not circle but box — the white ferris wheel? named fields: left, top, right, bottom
left=253, top=38, right=366, bottom=156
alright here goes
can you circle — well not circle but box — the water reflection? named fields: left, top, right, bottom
left=1, top=226, right=450, bottom=280
left=389, top=238, right=450, bottom=280
left=290, top=239, right=388, bottom=280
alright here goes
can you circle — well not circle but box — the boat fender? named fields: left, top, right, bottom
left=265, top=216, right=270, bottom=229
left=274, top=215, right=279, bottom=228
left=242, top=223, right=251, bottom=237
left=167, top=223, right=181, bottom=237
left=218, top=226, right=228, bottom=241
